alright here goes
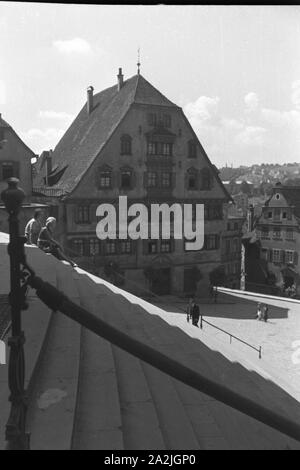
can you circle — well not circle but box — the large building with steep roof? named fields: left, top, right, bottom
left=33, top=69, right=241, bottom=296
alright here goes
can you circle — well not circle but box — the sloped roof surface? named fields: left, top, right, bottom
left=33, top=74, right=178, bottom=193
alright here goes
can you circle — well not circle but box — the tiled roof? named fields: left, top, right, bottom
left=33, top=74, right=179, bottom=194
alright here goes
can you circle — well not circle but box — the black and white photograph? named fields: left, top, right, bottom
left=0, top=3, right=300, bottom=452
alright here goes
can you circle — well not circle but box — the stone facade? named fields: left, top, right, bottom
left=34, top=72, right=242, bottom=297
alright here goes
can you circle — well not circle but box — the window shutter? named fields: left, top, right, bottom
left=281, top=250, right=285, bottom=263
left=294, top=251, right=298, bottom=266
left=95, top=169, right=101, bottom=189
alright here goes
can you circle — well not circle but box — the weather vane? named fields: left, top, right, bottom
left=137, top=47, right=141, bottom=75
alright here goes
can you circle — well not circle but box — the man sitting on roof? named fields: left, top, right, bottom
left=37, top=217, right=77, bottom=268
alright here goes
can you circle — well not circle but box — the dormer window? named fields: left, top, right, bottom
left=120, top=134, right=132, bottom=155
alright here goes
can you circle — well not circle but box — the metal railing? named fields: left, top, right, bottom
left=199, top=315, right=262, bottom=359
left=1, top=179, right=300, bottom=449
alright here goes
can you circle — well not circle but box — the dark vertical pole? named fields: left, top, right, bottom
left=1, top=178, right=29, bottom=450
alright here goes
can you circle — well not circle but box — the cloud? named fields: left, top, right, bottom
left=291, top=80, right=300, bottom=110
left=184, top=81, right=300, bottom=166
left=39, top=110, right=74, bottom=121
left=20, top=127, right=65, bottom=154
left=0, top=80, right=6, bottom=105
left=235, top=126, right=267, bottom=146
left=184, top=96, right=219, bottom=124
left=53, top=38, right=92, bottom=54
left=244, top=92, right=259, bottom=112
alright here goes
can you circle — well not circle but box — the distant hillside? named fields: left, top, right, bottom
left=219, top=163, right=300, bottom=186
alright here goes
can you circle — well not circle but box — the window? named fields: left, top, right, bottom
left=1, top=161, right=19, bottom=180
left=73, top=239, right=84, bottom=256
left=162, top=172, right=171, bottom=188
left=282, top=211, right=287, bottom=219
left=161, top=240, right=172, bottom=253
left=163, top=114, right=171, bottom=128
left=188, top=140, right=197, bottom=158
left=286, top=228, right=294, bottom=240
left=105, top=240, right=117, bottom=255
left=121, top=170, right=132, bottom=189
left=261, top=227, right=269, bottom=239
left=205, top=234, right=220, bottom=250
left=76, top=205, right=90, bottom=224
left=201, top=168, right=212, bottom=190
left=225, top=239, right=231, bottom=254
left=147, top=141, right=173, bottom=156
left=272, top=249, right=281, bottom=263
left=234, top=222, right=239, bottom=230
left=233, top=238, right=239, bottom=253
left=227, top=223, right=231, bottom=231
left=148, top=241, right=158, bottom=254
left=148, top=113, right=171, bottom=128
left=273, top=227, right=281, bottom=239
left=120, top=240, right=132, bottom=254
left=98, top=170, right=112, bottom=188
left=274, top=208, right=281, bottom=221
left=285, top=250, right=294, bottom=264
left=186, top=169, right=198, bottom=190
left=268, top=211, right=272, bottom=219
left=147, top=172, right=157, bottom=188
left=89, top=239, right=100, bottom=256
left=120, top=135, right=132, bottom=155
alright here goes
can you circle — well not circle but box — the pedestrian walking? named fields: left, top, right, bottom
left=256, top=303, right=263, bottom=321
left=186, top=297, right=193, bottom=323
left=263, top=304, right=269, bottom=322
left=25, top=209, right=44, bottom=245
left=190, top=298, right=200, bottom=327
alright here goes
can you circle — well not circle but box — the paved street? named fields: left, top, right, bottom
left=152, top=293, right=300, bottom=393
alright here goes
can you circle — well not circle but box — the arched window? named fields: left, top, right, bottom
left=120, top=134, right=132, bottom=155
left=188, top=140, right=197, bottom=158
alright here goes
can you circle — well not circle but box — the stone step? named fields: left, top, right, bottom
left=25, top=261, right=81, bottom=450
left=0, top=248, right=57, bottom=450
left=71, top=271, right=124, bottom=450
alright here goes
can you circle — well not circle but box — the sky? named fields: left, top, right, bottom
left=0, top=3, right=300, bottom=167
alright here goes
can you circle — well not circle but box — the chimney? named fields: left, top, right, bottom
left=87, top=86, right=94, bottom=115
left=45, top=150, right=52, bottom=185
left=117, top=68, right=124, bottom=91
left=247, top=204, right=254, bottom=232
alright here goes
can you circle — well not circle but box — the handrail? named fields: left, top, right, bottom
left=200, top=315, right=262, bottom=358
left=57, top=248, right=264, bottom=359
left=26, top=274, right=300, bottom=443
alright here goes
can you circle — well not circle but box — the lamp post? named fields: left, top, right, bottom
left=1, top=178, right=29, bottom=450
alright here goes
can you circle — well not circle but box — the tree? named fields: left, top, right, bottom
left=209, top=265, right=226, bottom=287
